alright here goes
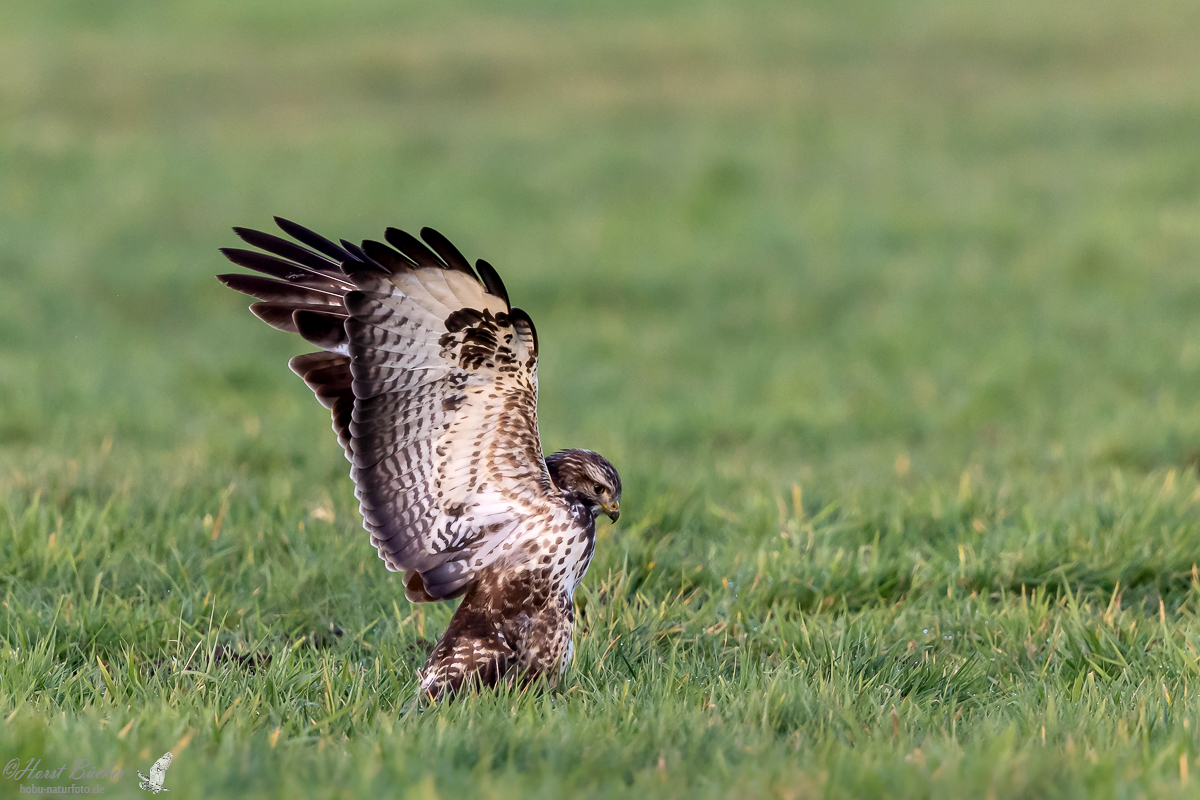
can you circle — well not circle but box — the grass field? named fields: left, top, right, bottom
left=4, top=0, right=1200, bottom=796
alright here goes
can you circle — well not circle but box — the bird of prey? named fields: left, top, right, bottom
left=137, top=751, right=172, bottom=793
left=218, top=218, right=621, bottom=700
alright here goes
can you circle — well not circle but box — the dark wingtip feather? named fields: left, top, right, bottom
left=250, top=302, right=302, bottom=334
left=273, top=216, right=354, bottom=263
left=340, top=239, right=367, bottom=261
left=219, top=247, right=352, bottom=289
left=232, top=226, right=342, bottom=274
left=419, top=228, right=476, bottom=278
left=384, top=227, right=446, bottom=271
left=338, top=239, right=390, bottom=274
left=294, top=309, right=349, bottom=351
left=509, top=307, right=538, bottom=356
left=474, top=259, right=510, bottom=308
left=289, top=351, right=349, bottom=379
left=218, top=246, right=249, bottom=264
left=361, top=240, right=415, bottom=274
left=217, top=273, right=342, bottom=305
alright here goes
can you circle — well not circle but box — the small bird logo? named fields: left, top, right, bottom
left=137, top=751, right=173, bottom=793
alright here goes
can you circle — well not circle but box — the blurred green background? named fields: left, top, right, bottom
left=4, top=0, right=1200, bottom=797
left=5, top=0, right=1198, bottom=487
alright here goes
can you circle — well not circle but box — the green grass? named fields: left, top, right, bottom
left=4, top=0, right=1200, bottom=796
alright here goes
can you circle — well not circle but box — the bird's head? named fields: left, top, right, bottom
left=545, top=449, right=622, bottom=522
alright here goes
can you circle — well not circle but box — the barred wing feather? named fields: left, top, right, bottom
left=219, top=219, right=557, bottom=601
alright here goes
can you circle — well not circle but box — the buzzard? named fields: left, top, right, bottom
left=218, top=218, right=621, bottom=700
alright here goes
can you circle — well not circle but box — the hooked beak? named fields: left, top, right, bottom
left=601, top=501, right=620, bottom=522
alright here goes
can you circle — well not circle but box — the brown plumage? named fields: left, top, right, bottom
left=218, top=218, right=621, bottom=701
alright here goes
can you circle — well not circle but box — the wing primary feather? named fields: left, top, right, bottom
left=341, top=240, right=391, bottom=274
left=217, top=273, right=342, bottom=305
left=419, top=228, right=477, bottom=278
left=361, top=240, right=416, bottom=273
left=274, top=216, right=357, bottom=264
left=474, top=259, right=510, bottom=308
left=288, top=353, right=354, bottom=447
left=249, top=303, right=300, bottom=334
left=232, top=227, right=343, bottom=274
left=251, top=302, right=346, bottom=335
left=289, top=351, right=348, bottom=376
left=219, top=247, right=354, bottom=289
left=384, top=227, right=447, bottom=270
left=294, top=309, right=350, bottom=351
left=340, top=239, right=368, bottom=262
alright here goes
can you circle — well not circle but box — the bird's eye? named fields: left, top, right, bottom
left=593, top=484, right=605, bottom=494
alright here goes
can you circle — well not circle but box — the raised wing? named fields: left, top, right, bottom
left=219, top=219, right=560, bottom=601
left=149, top=752, right=172, bottom=784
